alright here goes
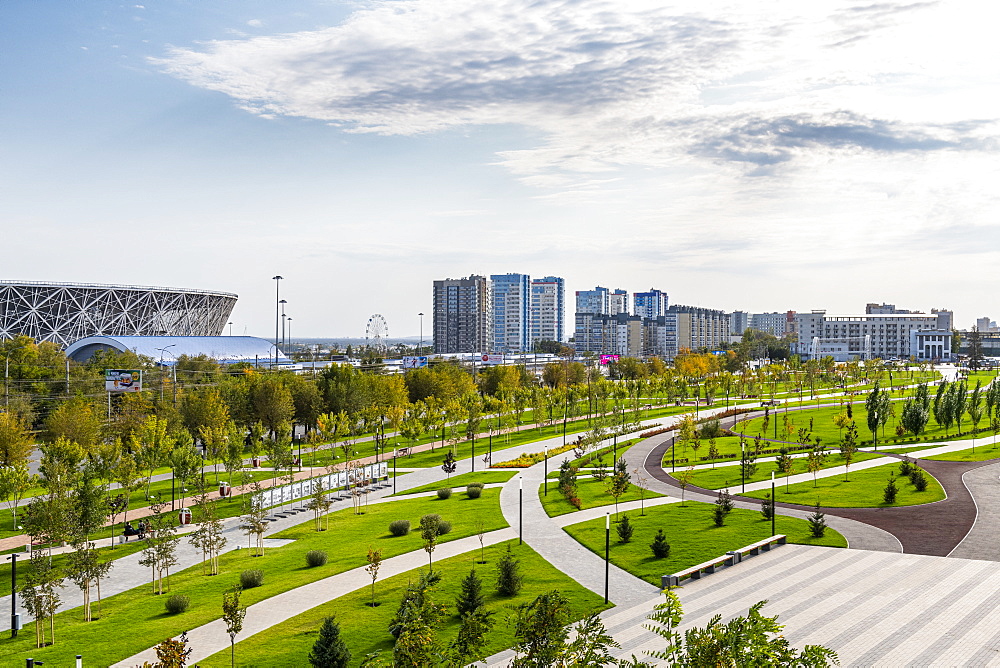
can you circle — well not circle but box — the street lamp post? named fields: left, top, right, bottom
left=280, top=299, right=288, bottom=351
left=771, top=471, right=776, bottom=536
left=272, top=276, right=283, bottom=367
left=741, top=440, right=745, bottom=494
left=604, top=512, right=610, bottom=604
left=518, top=476, right=523, bottom=545
left=228, top=322, right=233, bottom=336
left=6, top=553, right=17, bottom=638
left=287, top=317, right=293, bottom=353
left=873, top=411, right=878, bottom=451
left=155, top=345, right=176, bottom=404
left=418, top=312, right=424, bottom=355
left=544, top=447, right=548, bottom=496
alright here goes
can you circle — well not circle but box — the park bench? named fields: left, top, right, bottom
left=661, top=534, right=786, bottom=589
left=397, top=447, right=410, bottom=457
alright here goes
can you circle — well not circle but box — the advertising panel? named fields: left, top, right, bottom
left=402, top=356, right=428, bottom=369
left=599, top=354, right=620, bottom=365
left=480, top=354, right=504, bottom=365
left=105, top=369, right=142, bottom=392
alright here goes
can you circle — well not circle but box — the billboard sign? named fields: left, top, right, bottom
left=105, top=369, right=142, bottom=392
left=480, top=354, right=504, bottom=366
left=599, top=354, right=620, bottom=365
left=402, top=356, right=428, bottom=369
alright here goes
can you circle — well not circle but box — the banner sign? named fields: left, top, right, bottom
left=599, top=354, right=620, bottom=365
left=105, top=369, right=142, bottom=392
left=402, top=356, right=428, bottom=369
left=480, top=354, right=504, bottom=365
left=254, top=462, right=388, bottom=509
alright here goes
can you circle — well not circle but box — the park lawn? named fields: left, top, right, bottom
left=562, top=501, right=845, bottom=587
left=741, top=462, right=945, bottom=508
left=199, top=539, right=610, bottom=667
left=393, top=470, right=519, bottom=495
left=671, top=451, right=885, bottom=491
left=0, top=541, right=147, bottom=598
left=0, top=491, right=508, bottom=665
left=540, top=477, right=665, bottom=517
left=922, top=440, right=1000, bottom=462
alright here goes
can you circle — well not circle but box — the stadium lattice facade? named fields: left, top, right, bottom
left=0, top=281, right=238, bottom=347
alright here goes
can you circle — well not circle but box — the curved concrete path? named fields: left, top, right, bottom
left=949, top=460, right=1000, bottom=560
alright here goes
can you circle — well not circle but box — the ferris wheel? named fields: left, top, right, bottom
left=365, top=314, right=389, bottom=354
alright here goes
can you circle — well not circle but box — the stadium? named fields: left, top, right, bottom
left=0, top=280, right=238, bottom=347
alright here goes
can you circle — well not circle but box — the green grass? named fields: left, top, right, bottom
left=0, top=491, right=508, bottom=665
left=563, top=500, right=845, bottom=587
left=741, top=462, right=945, bottom=508
left=922, top=439, right=1000, bottom=462
left=0, top=541, right=147, bottom=598
left=392, top=470, right=519, bottom=495
left=540, top=477, right=665, bottom=517
left=199, top=539, right=610, bottom=667
left=671, top=451, right=885, bottom=490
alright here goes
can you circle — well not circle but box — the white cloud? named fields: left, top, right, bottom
left=246, top=19, right=263, bottom=27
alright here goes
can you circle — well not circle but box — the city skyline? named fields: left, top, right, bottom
left=3, top=1, right=998, bottom=338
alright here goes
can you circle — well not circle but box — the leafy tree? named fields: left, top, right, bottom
left=222, top=585, right=247, bottom=668
left=901, top=399, right=929, bottom=437
left=0, top=411, right=32, bottom=466
left=152, top=630, right=193, bottom=668
left=22, top=549, right=63, bottom=647
left=674, top=467, right=694, bottom=507
left=420, top=513, right=441, bottom=571
left=605, top=459, right=631, bottom=519
left=839, top=422, right=859, bottom=482
left=508, top=590, right=571, bottom=667
left=441, top=450, right=457, bottom=480
left=387, top=570, right=447, bottom=666
left=0, top=463, right=35, bottom=529
left=620, top=591, right=837, bottom=667
left=309, top=617, right=351, bottom=668
left=806, top=444, right=827, bottom=488
left=933, top=380, right=950, bottom=433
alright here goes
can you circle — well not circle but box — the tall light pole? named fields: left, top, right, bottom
left=518, top=476, right=523, bottom=545
left=418, top=312, right=424, bottom=355
left=873, top=410, right=878, bottom=451
left=771, top=471, right=776, bottom=537
left=228, top=321, right=233, bottom=336
left=272, top=275, right=283, bottom=367
left=155, top=345, right=176, bottom=403
left=287, top=317, right=293, bottom=354
left=604, top=512, right=610, bottom=604
left=280, top=299, right=288, bottom=351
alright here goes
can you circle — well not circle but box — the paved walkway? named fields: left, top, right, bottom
left=949, top=460, right=1000, bottom=560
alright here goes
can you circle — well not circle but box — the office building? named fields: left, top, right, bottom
left=432, top=275, right=492, bottom=354
left=795, top=309, right=948, bottom=361
left=491, top=273, right=530, bottom=353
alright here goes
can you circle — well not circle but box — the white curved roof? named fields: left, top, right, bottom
left=65, top=336, right=290, bottom=365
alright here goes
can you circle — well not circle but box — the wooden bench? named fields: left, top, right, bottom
left=661, top=535, right=786, bottom=589
left=397, top=447, right=410, bottom=457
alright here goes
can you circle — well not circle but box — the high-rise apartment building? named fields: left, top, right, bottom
left=633, top=288, right=668, bottom=319
left=530, top=276, right=565, bottom=345
left=491, top=273, right=530, bottom=353
left=730, top=311, right=748, bottom=335
left=432, top=275, right=492, bottom=354
left=750, top=312, right=790, bottom=338
left=609, top=289, right=629, bottom=315
left=575, top=286, right=609, bottom=315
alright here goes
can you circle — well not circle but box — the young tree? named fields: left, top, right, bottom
left=0, top=411, right=33, bottom=466
left=366, top=545, right=383, bottom=607
left=901, top=399, right=929, bottom=437
left=388, top=571, right=447, bottom=666
left=760, top=493, right=775, bottom=521
left=713, top=488, right=734, bottom=527
left=839, top=422, right=859, bottom=482
left=806, top=444, right=827, bottom=488
left=455, top=568, right=485, bottom=616
left=605, top=459, right=631, bottom=520
left=475, top=517, right=487, bottom=564
left=22, top=550, right=63, bottom=647
left=305, top=479, right=333, bottom=531
left=495, top=543, right=523, bottom=596
left=153, top=630, right=194, bottom=668
left=883, top=473, right=899, bottom=504
left=441, top=450, right=457, bottom=480
left=508, top=590, right=571, bottom=667
left=420, top=513, right=440, bottom=571
left=808, top=502, right=827, bottom=537
left=65, top=540, right=101, bottom=622
left=775, top=448, right=794, bottom=492
left=632, top=466, right=649, bottom=516
left=222, top=585, right=247, bottom=668
left=0, top=463, right=35, bottom=530
left=309, top=617, right=351, bottom=668
left=674, top=467, right=694, bottom=507
left=242, top=479, right=268, bottom=556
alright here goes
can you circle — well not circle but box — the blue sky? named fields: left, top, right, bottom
left=2, top=1, right=998, bottom=338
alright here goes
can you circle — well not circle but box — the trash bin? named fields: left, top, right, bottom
left=219, top=481, right=231, bottom=498
left=178, top=508, right=193, bottom=525
left=251, top=457, right=261, bottom=468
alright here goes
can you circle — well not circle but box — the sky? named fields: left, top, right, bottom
left=2, top=0, right=998, bottom=338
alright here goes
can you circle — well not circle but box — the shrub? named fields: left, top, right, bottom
left=389, top=520, right=411, bottom=537
left=883, top=474, right=899, bottom=504
left=650, top=529, right=670, bottom=558
left=466, top=485, right=483, bottom=499
left=240, top=569, right=264, bottom=589
left=713, top=488, right=734, bottom=527
left=309, top=616, right=351, bottom=668
left=165, top=594, right=190, bottom=615
left=699, top=419, right=722, bottom=440
left=616, top=514, right=634, bottom=543
left=437, top=487, right=453, bottom=500
left=306, top=550, right=328, bottom=567
left=437, top=520, right=453, bottom=536
left=466, top=481, right=485, bottom=489
left=420, top=513, right=441, bottom=528
left=495, top=544, right=523, bottom=596
left=911, top=469, right=928, bottom=492
left=898, top=459, right=913, bottom=476
left=760, top=493, right=774, bottom=520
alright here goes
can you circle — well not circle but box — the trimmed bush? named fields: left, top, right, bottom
left=650, top=529, right=670, bottom=558
left=420, top=513, right=441, bottom=527
left=466, top=485, right=483, bottom=499
left=437, top=520, right=453, bottom=536
left=306, top=550, right=328, bottom=567
left=165, top=594, right=190, bottom=615
left=466, top=481, right=485, bottom=490
left=437, top=487, right=453, bottom=500
left=240, top=569, right=264, bottom=589
left=389, top=520, right=411, bottom=537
